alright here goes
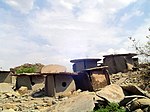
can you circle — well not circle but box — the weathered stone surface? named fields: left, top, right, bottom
left=18, top=86, right=28, bottom=95
left=48, top=94, right=95, bottom=112
left=0, top=83, right=13, bottom=93
left=41, top=64, right=67, bottom=73
left=120, top=95, right=147, bottom=106
left=91, top=73, right=109, bottom=91
left=96, top=84, right=125, bottom=103
left=2, top=109, right=16, bottom=112
left=2, top=103, right=17, bottom=110
left=136, top=98, right=150, bottom=106
left=115, top=77, right=127, bottom=85
left=133, top=109, right=143, bottom=112
left=128, top=98, right=150, bottom=111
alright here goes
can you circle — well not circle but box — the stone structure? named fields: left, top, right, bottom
left=13, top=73, right=44, bottom=90
left=0, top=71, right=12, bottom=83
left=41, top=65, right=76, bottom=97
left=103, top=53, right=137, bottom=74
left=73, top=66, right=110, bottom=91
left=70, top=58, right=101, bottom=72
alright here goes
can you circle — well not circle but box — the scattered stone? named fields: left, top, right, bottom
left=96, top=84, right=125, bottom=103
left=2, top=103, right=17, bottom=110
left=127, top=98, right=150, bottom=111
left=0, top=83, right=13, bottom=93
left=121, top=85, right=150, bottom=98
left=133, top=109, right=143, bottom=112
left=77, top=89, right=82, bottom=93
left=120, top=95, right=147, bottom=106
left=18, top=86, right=28, bottom=95
left=115, top=77, right=127, bottom=85
left=2, top=109, right=16, bottom=112
left=32, top=89, right=45, bottom=97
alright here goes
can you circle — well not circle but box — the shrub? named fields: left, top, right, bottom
left=16, top=66, right=36, bottom=74
left=93, top=103, right=126, bottom=112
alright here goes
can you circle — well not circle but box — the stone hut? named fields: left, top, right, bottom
left=13, top=73, right=44, bottom=90
left=0, top=71, right=12, bottom=83
left=103, top=53, right=137, bottom=74
left=70, top=58, right=101, bottom=72
left=73, top=66, right=110, bottom=91
left=41, top=65, right=76, bottom=97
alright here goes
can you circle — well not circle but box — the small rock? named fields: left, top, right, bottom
left=18, top=86, right=28, bottom=95
left=77, top=89, right=82, bottom=93
left=52, top=100, right=58, bottom=105
left=133, top=109, right=143, bottom=112
left=5, top=93, right=13, bottom=98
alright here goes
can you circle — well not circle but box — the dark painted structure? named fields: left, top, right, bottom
left=70, top=58, right=101, bottom=72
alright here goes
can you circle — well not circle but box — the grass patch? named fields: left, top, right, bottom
left=93, top=103, right=126, bottom=112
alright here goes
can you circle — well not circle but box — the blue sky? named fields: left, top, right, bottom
left=0, top=0, right=150, bottom=71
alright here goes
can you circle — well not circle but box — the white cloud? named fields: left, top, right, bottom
left=3, top=0, right=35, bottom=13
left=0, top=0, right=149, bottom=70
left=131, top=18, right=150, bottom=43
left=120, top=10, right=144, bottom=22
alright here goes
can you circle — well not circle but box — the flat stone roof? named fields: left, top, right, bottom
left=41, top=72, right=78, bottom=76
left=12, top=72, right=78, bottom=76
left=12, top=73, right=41, bottom=76
left=70, top=58, right=101, bottom=63
left=103, top=53, right=137, bottom=57
left=83, top=66, right=108, bottom=71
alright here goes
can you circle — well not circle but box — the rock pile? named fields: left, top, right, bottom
left=110, top=71, right=150, bottom=93
left=0, top=83, right=150, bottom=112
left=0, top=63, right=150, bottom=112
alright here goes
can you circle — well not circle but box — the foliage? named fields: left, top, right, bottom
left=93, top=103, right=126, bottom=112
left=15, top=66, right=37, bottom=74
left=14, top=63, right=44, bottom=74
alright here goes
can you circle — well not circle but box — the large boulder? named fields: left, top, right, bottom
left=47, top=93, right=95, bottom=112
left=96, top=84, right=125, bottom=103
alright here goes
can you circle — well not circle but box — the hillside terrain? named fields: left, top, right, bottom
left=0, top=63, right=149, bottom=112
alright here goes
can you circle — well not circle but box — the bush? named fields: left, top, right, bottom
left=16, top=66, right=36, bottom=74
left=93, top=103, right=126, bottom=112
left=13, top=63, right=44, bottom=74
